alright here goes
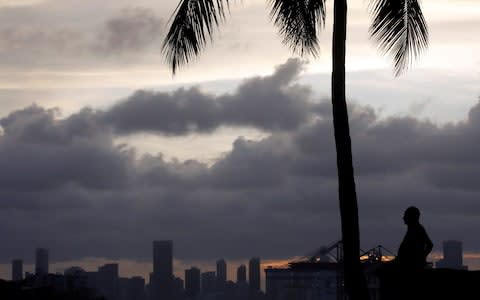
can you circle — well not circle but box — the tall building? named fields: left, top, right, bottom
left=150, top=240, right=174, bottom=300
left=201, top=271, right=217, bottom=294
left=153, top=240, right=173, bottom=278
left=97, top=264, right=119, bottom=300
left=249, top=257, right=261, bottom=292
left=436, top=240, right=468, bottom=270
left=12, top=259, right=23, bottom=281
left=216, top=259, right=227, bottom=289
left=237, top=264, right=247, bottom=284
left=185, top=267, right=201, bottom=298
left=35, top=248, right=49, bottom=275
left=173, top=277, right=185, bottom=299
left=64, top=267, right=88, bottom=290
left=119, top=277, right=146, bottom=300
left=89, top=263, right=119, bottom=300
left=130, top=276, right=146, bottom=300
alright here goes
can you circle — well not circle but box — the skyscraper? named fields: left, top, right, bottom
left=35, top=248, right=49, bottom=275
left=97, top=263, right=119, bottom=300
left=153, top=240, right=173, bottom=278
left=216, top=259, right=227, bottom=289
left=444, top=240, right=463, bottom=267
left=150, top=240, right=174, bottom=300
left=201, top=271, right=216, bottom=294
left=436, top=240, right=468, bottom=270
left=249, top=257, right=261, bottom=292
left=185, top=267, right=201, bottom=298
left=12, top=259, right=23, bottom=281
left=237, top=264, right=247, bottom=284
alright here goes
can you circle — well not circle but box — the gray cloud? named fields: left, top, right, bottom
left=0, top=6, right=163, bottom=68
left=94, top=7, right=163, bottom=54
left=1, top=59, right=480, bottom=269
left=0, top=27, right=87, bottom=62
left=102, top=58, right=317, bottom=134
left=0, top=105, right=132, bottom=191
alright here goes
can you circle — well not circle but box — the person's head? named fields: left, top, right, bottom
left=403, top=206, right=420, bottom=225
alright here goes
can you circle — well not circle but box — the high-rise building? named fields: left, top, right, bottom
left=119, top=277, right=144, bottom=300
left=35, top=248, right=49, bottom=275
left=173, top=277, right=185, bottom=298
left=201, top=271, right=216, bottom=294
left=150, top=240, right=174, bottom=300
left=436, top=240, right=468, bottom=270
left=249, top=258, right=261, bottom=292
left=185, top=267, right=201, bottom=298
left=97, top=263, right=119, bottom=300
left=12, top=259, right=23, bottom=281
left=131, top=276, right=146, bottom=300
left=216, top=259, right=227, bottom=289
left=153, top=240, right=173, bottom=278
left=237, top=264, right=247, bottom=284
left=64, top=267, right=88, bottom=290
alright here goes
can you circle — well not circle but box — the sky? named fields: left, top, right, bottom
left=0, top=0, right=479, bottom=282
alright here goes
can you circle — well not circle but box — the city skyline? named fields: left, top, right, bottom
left=4, top=240, right=270, bottom=300
left=3, top=240, right=477, bottom=300
left=1, top=238, right=475, bottom=283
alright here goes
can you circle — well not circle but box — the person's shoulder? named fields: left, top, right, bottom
left=418, top=223, right=427, bottom=231
left=418, top=223, right=432, bottom=238
left=413, top=223, right=427, bottom=232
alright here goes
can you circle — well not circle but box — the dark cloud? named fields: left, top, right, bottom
left=102, top=58, right=317, bottom=134
left=0, top=105, right=132, bottom=191
left=209, top=136, right=292, bottom=189
left=1, top=59, right=480, bottom=269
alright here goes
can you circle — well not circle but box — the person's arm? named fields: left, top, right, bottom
left=422, top=227, right=433, bottom=257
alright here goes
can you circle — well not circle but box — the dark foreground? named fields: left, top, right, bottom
left=378, top=268, right=480, bottom=300
left=0, top=279, right=105, bottom=300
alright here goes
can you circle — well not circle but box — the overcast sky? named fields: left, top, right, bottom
left=0, top=0, right=479, bottom=281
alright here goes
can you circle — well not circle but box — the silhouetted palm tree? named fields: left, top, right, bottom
left=162, top=1, right=428, bottom=300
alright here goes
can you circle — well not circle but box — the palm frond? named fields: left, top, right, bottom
left=369, top=0, right=428, bottom=76
left=268, top=0, right=327, bottom=57
left=162, top=0, right=230, bottom=74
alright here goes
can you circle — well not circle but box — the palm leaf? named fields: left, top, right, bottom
left=268, top=0, right=327, bottom=57
left=369, top=0, right=428, bottom=76
left=162, top=0, right=230, bottom=74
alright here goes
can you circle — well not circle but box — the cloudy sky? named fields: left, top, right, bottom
left=0, top=0, right=479, bottom=281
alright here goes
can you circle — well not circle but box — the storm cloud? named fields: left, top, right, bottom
left=1, top=59, right=480, bottom=270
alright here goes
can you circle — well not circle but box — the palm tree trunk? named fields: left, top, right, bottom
left=331, top=0, right=370, bottom=300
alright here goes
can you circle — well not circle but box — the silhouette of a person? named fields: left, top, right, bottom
left=395, top=206, right=433, bottom=269
left=376, top=207, right=434, bottom=300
